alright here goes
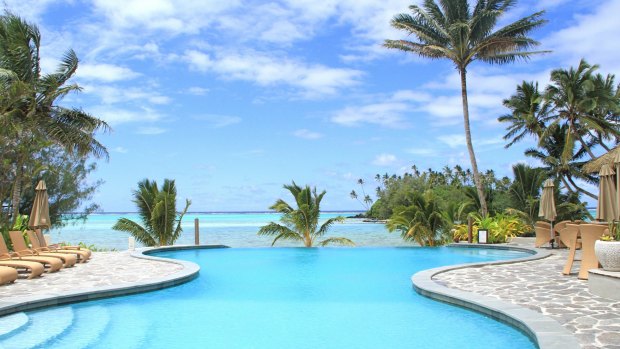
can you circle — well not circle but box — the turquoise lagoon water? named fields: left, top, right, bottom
left=49, top=212, right=413, bottom=250
left=0, top=247, right=536, bottom=349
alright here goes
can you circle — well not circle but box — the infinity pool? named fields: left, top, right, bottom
left=0, top=247, right=536, bottom=349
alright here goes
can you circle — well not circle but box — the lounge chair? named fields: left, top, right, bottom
left=0, top=235, right=62, bottom=272
left=0, top=254, right=44, bottom=279
left=9, top=231, right=76, bottom=268
left=0, top=266, right=18, bottom=285
left=577, top=224, right=608, bottom=280
left=534, top=221, right=552, bottom=247
left=33, top=230, right=91, bottom=261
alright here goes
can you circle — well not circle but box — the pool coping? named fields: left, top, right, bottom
left=411, top=244, right=581, bottom=349
left=0, top=244, right=227, bottom=317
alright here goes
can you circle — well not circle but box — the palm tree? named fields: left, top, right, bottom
left=384, top=0, right=548, bottom=216
left=545, top=59, right=620, bottom=160
left=386, top=190, right=448, bottom=246
left=525, top=124, right=597, bottom=199
left=508, top=163, right=545, bottom=225
left=0, top=12, right=109, bottom=223
left=258, top=182, right=354, bottom=247
left=499, top=81, right=550, bottom=147
left=112, top=179, right=191, bottom=246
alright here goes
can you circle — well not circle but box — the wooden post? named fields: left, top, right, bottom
left=194, top=218, right=200, bottom=245
left=467, top=215, right=473, bottom=244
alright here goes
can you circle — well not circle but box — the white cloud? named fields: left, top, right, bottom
left=193, top=114, right=241, bottom=128
left=77, top=63, right=140, bottom=82
left=372, top=153, right=398, bottom=166
left=113, top=146, right=128, bottom=153
left=545, top=0, right=620, bottom=74
left=137, top=126, right=166, bottom=135
left=82, top=85, right=171, bottom=105
left=293, top=129, right=323, bottom=140
left=331, top=102, right=409, bottom=128
left=186, top=87, right=210, bottom=95
left=89, top=106, right=164, bottom=125
left=184, top=49, right=362, bottom=97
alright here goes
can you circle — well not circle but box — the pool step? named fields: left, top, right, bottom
left=93, top=304, right=148, bottom=349
left=0, top=307, right=74, bottom=349
left=0, top=313, right=28, bottom=338
left=43, top=305, right=111, bottom=349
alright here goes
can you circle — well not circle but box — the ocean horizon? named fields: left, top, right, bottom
left=49, top=211, right=411, bottom=250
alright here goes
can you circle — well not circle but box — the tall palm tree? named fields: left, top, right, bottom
left=112, top=179, right=191, bottom=246
left=499, top=81, right=550, bottom=147
left=384, top=0, right=548, bottom=216
left=0, top=12, right=109, bottom=222
left=258, top=182, right=354, bottom=247
left=545, top=59, right=620, bottom=161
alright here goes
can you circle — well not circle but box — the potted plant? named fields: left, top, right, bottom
left=594, top=221, right=620, bottom=272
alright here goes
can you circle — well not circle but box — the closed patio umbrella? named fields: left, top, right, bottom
left=28, top=180, right=51, bottom=230
left=615, top=152, right=620, bottom=219
left=538, top=178, right=557, bottom=246
left=596, top=164, right=618, bottom=222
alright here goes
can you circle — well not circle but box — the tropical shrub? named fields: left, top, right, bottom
left=258, top=182, right=353, bottom=247
left=112, top=179, right=191, bottom=247
left=452, top=213, right=532, bottom=244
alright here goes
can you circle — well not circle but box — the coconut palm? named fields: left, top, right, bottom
left=525, top=124, right=597, bottom=199
left=544, top=59, right=620, bottom=160
left=258, top=182, right=354, bottom=247
left=384, top=0, right=548, bottom=216
left=499, top=81, right=550, bottom=147
left=508, top=164, right=545, bottom=225
left=112, top=179, right=191, bottom=246
left=0, top=12, right=109, bottom=222
left=386, top=190, right=448, bottom=246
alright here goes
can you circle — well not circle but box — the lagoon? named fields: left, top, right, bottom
left=49, top=212, right=414, bottom=250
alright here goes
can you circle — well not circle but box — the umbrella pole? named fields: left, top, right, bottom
left=550, top=221, right=555, bottom=249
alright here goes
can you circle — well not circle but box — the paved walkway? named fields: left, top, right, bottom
left=0, top=251, right=182, bottom=300
left=435, top=247, right=620, bottom=349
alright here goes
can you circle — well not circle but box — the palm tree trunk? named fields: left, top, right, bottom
left=459, top=68, right=489, bottom=217
left=566, top=176, right=598, bottom=200
left=10, top=162, right=23, bottom=226
left=571, top=123, right=596, bottom=159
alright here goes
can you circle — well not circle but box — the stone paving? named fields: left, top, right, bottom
left=434, top=247, right=620, bottom=349
left=0, top=251, right=183, bottom=300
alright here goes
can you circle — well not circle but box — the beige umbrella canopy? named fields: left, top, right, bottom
left=596, top=164, right=618, bottom=222
left=28, top=180, right=51, bottom=229
left=539, top=178, right=557, bottom=244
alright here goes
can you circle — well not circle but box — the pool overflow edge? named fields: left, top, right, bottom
left=411, top=244, right=580, bottom=349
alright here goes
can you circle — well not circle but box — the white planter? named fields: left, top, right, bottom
left=594, top=240, right=620, bottom=272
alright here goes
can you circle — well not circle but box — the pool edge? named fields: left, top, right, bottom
left=0, top=244, right=227, bottom=317
left=411, top=244, right=580, bottom=349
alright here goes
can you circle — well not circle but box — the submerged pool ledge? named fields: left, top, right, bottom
left=411, top=244, right=580, bottom=349
left=0, top=245, right=228, bottom=317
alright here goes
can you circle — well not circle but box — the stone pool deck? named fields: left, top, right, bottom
left=0, top=245, right=617, bottom=348
left=435, top=244, right=620, bottom=349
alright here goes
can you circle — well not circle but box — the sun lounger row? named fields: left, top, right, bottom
left=0, top=230, right=92, bottom=285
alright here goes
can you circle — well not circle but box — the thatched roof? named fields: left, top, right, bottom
left=583, top=145, right=620, bottom=173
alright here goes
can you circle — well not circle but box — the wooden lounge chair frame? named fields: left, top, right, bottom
left=0, top=254, right=44, bottom=279
left=9, top=231, right=76, bottom=268
left=0, top=266, right=18, bottom=285
left=33, top=230, right=91, bottom=262
left=0, top=235, right=62, bottom=273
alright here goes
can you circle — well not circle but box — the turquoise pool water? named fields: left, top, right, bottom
left=0, top=247, right=536, bottom=349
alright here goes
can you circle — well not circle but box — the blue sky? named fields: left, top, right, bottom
left=8, top=0, right=619, bottom=211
